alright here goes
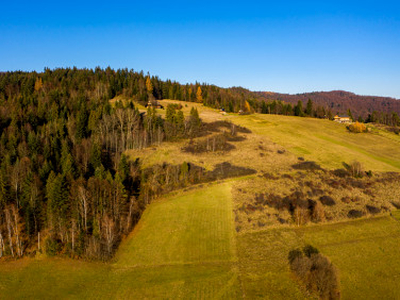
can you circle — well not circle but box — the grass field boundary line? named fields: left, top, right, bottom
left=112, top=258, right=236, bottom=270
left=148, top=175, right=258, bottom=205
left=234, top=214, right=395, bottom=237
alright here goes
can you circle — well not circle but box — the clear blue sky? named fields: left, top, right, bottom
left=1, top=1, right=400, bottom=98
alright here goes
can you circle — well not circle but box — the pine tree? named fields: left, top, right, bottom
left=90, top=142, right=102, bottom=171
left=166, top=104, right=176, bottom=123
left=188, top=107, right=201, bottom=137
left=61, top=141, right=75, bottom=177
left=306, top=99, right=313, bottom=116
left=118, top=154, right=129, bottom=183
left=347, top=109, right=354, bottom=121
left=76, top=106, right=88, bottom=141
left=295, top=100, right=304, bottom=117
left=176, top=110, right=185, bottom=136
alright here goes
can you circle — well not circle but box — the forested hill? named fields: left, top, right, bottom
left=1, top=69, right=399, bottom=121
left=256, top=90, right=400, bottom=119
left=0, top=68, right=256, bottom=260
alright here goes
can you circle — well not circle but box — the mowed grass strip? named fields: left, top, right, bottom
left=115, top=182, right=236, bottom=267
left=0, top=255, right=240, bottom=299
left=229, top=114, right=400, bottom=171
left=237, top=229, right=308, bottom=299
left=105, top=264, right=241, bottom=299
left=238, top=215, right=400, bottom=299
left=0, top=258, right=113, bottom=299
left=0, top=182, right=240, bottom=299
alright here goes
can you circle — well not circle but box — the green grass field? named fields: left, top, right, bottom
left=228, top=114, right=400, bottom=171
left=0, top=182, right=240, bottom=299
left=238, top=215, right=400, bottom=299
left=2, top=181, right=399, bottom=299
left=115, top=182, right=236, bottom=267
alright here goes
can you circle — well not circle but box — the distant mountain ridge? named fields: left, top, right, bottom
left=255, top=90, right=400, bottom=119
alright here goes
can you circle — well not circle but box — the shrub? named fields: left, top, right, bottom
left=319, top=195, right=336, bottom=206
left=288, top=246, right=341, bottom=299
left=332, top=168, right=350, bottom=178
left=347, top=121, right=367, bottom=133
left=311, top=201, right=326, bottom=222
left=348, top=209, right=364, bottom=219
left=292, top=161, right=323, bottom=171
left=365, top=170, right=373, bottom=177
left=288, top=248, right=303, bottom=264
left=343, top=161, right=364, bottom=178
left=366, top=205, right=381, bottom=214
left=303, top=244, right=319, bottom=257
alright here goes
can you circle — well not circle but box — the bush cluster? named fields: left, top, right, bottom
left=288, top=245, right=341, bottom=299
left=347, top=121, right=367, bottom=133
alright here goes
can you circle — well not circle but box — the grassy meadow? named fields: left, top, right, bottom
left=238, top=215, right=400, bottom=299
left=0, top=182, right=241, bottom=299
left=1, top=180, right=400, bottom=299
left=228, top=113, right=400, bottom=171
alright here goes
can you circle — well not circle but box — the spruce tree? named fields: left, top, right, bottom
left=306, top=99, right=313, bottom=116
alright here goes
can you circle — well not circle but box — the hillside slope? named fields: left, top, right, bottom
left=257, top=90, right=400, bottom=119
left=1, top=106, right=400, bottom=299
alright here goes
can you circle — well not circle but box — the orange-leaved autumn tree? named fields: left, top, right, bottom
left=244, top=100, right=252, bottom=113
left=146, top=77, right=153, bottom=94
left=196, top=86, right=203, bottom=103
left=34, top=77, right=43, bottom=91
left=348, top=121, right=366, bottom=133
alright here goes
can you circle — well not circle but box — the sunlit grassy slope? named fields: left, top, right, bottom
left=115, top=182, right=236, bottom=267
left=125, top=100, right=400, bottom=172
left=238, top=215, right=400, bottom=299
left=0, top=182, right=240, bottom=299
left=1, top=182, right=400, bottom=299
left=228, top=114, right=400, bottom=171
